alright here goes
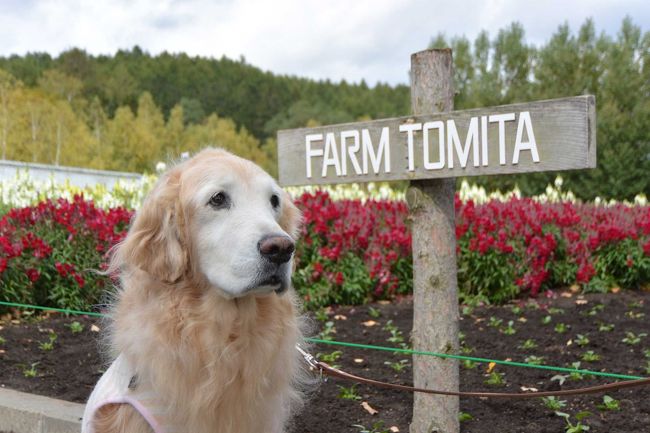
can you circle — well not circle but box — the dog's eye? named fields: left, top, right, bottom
left=270, top=194, right=280, bottom=209
left=208, top=192, right=230, bottom=209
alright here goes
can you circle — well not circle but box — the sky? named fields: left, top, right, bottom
left=0, top=0, right=647, bottom=86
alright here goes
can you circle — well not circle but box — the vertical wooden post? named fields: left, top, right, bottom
left=408, top=49, right=459, bottom=433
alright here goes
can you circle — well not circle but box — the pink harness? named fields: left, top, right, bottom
left=82, top=355, right=168, bottom=433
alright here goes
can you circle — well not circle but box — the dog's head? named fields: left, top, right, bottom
left=114, top=148, right=301, bottom=298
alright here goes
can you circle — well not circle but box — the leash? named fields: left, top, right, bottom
left=296, top=345, right=650, bottom=399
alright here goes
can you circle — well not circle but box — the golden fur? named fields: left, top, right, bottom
left=93, top=149, right=307, bottom=433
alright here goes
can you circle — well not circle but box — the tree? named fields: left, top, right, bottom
left=102, top=63, right=138, bottom=111
left=180, top=97, right=205, bottom=125
left=0, top=69, right=21, bottom=159
left=185, top=113, right=274, bottom=174
left=38, top=69, right=83, bottom=104
left=163, top=104, right=185, bottom=160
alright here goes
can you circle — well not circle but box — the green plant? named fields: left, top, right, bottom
left=385, top=359, right=409, bottom=373
left=598, top=322, right=615, bottom=332
left=542, top=396, right=567, bottom=410
left=337, top=384, right=361, bottom=400
left=0, top=336, right=5, bottom=345
left=510, top=305, right=523, bottom=315
left=585, top=304, right=604, bottom=317
left=644, top=349, right=650, bottom=358
left=541, top=315, right=552, bottom=325
left=382, top=320, right=408, bottom=349
left=318, top=350, right=342, bottom=364
left=644, top=360, right=650, bottom=375
left=575, top=334, right=590, bottom=347
left=596, top=395, right=620, bottom=411
left=318, top=321, right=336, bottom=341
left=548, top=307, right=565, bottom=315
left=485, top=371, right=505, bottom=386
left=462, top=359, right=478, bottom=369
left=500, top=320, right=516, bottom=335
left=628, top=300, right=643, bottom=309
left=554, top=323, right=570, bottom=334
left=38, top=332, right=57, bottom=351
left=581, top=350, right=601, bottom=362
left=526, top=300, right=541, bottom=310
left=622, top=332, right=647, bottom=345
left=518, top=339, right=538, bottom=350
left=352, top=421, right=390, bottom=433
left=524, top=355, right=545, bottom=365
left=458, top=412, right=473, bottom=422
left=556, top=411, right=591, bottom=433
left=460, top=342, right=473, bottom=354
left=487, top=316, right=503, bottom=328
left=553, top=362, right=586, bottom=385
left=314, top=308, right=329, bottom=322
left=368, top=306, right=381, bottom=318
left=568, top=362, right=585, bottom=381
left=66, top=321, right=84, bottom=334
left=625, top=310, right=645, bottom=319
left=22, top=362, right=39, bottom=378
left=459, top=293, right=490, bottom=316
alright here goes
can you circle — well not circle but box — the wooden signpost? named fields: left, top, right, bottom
left=277, top=49, right=596, bottom=433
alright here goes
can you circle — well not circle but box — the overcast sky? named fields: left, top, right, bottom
left=0, top=0, right=647, bottom=86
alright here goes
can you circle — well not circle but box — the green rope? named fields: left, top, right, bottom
left=305, top=338, right=645, bottom=380
left=0, top=301, right=105, bottom=318
left=0, top=301, right=644, bottom=380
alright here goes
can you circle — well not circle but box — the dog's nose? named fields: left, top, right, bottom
left=258, top=235, right=295, bottom=264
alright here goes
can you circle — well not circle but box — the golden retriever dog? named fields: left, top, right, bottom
left=81, top=148, right=307, bottom=433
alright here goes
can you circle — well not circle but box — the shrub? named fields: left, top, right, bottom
left=455, top=197, right=650, bottom=301
left=292, top=190, right=411, bottom=309
left=0, top=196, right=131, bottom=310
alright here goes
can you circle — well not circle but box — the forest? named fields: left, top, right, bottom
left=0, top=18, right=647, bottom=199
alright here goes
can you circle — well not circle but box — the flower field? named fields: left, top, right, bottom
left=0, top=196, right=131, bottom=309
left=1, top=185, right=648, bottom=311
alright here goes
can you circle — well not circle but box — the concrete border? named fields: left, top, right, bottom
left=0, top=388, right=83, bottom=433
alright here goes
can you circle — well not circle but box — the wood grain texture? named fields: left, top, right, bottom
left=408, top=49, right=459, bottom=433
left=277, top=95, right=595, bottom=186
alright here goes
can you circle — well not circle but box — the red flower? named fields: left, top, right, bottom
left=644, top=240, right=650, bottom=257
left=576, top=262, right=595, bottom=284
left=26, top=268, right=40, bottom=282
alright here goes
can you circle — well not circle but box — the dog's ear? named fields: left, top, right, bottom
left=114, top=171, right=187, bottom=282
left=279, top=190, right=302, bottom=240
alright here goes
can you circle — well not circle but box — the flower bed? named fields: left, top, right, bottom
left=293, top=192, right=650, bottom=308
left=0, top=196, right=131, bottom=310
left=1, top=193, right=649, bottom=311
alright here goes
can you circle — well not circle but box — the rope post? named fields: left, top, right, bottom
left=408, top=49, right=459, bottom=433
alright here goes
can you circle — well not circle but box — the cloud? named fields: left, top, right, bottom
left=0, top=0, right=646, bottom=86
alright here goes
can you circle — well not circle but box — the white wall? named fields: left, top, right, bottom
left=0, top=160, right=142, bottom=188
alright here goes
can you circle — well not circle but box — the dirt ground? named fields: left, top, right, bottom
left=1, top=290, right=649, bottom=433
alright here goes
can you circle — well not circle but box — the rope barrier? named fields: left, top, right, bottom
left=1, top=300, right=645, bottom=381
left=305, top=338, right=645, bottom=380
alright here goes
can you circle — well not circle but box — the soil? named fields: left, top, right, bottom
left=1, top=291, right=649, bottom=433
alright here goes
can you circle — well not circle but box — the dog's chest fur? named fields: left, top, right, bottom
left=111, top=274, right=303, bottom=433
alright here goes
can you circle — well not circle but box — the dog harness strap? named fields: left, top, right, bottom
left=81, top=355, right=168, bottom=433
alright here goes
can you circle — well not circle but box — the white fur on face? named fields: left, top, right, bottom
left=189, top=162, right=293, bottom=297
